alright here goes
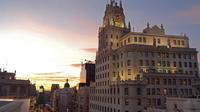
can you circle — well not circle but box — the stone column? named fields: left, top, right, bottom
left=25, top=86, right=29, bottom=97
left=7, top=85, right=10, bottom=96
left=17, top=86, right=21, bottom=98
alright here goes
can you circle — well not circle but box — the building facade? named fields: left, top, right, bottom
left=89, top=0, right=199, bottom=112
left=76, top=87, right=89, bottom=112
left=145, top=97, right=200, bottom=112
left=52, top=79, right=76, bottom=112
left=0, top=70, right=36, bottom=98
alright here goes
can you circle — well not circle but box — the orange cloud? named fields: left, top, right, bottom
left=0, top=11, right=98, bottom=48
left=70, top=63, right=82, bottom=68
left=81, top=48, right=97, bottom=53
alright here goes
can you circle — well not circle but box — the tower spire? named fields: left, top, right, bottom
left=120, top=0, right=122, bottom=8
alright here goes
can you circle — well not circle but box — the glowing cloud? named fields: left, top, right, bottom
left=81, top=48, right=97, bottom=53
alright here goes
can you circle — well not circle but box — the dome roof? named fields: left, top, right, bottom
left=64, top=79, right=70, bottom=88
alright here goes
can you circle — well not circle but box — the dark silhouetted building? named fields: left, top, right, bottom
left=0, top=69, right=36, bottom=98
left=80, top=61, right=95, bottom=86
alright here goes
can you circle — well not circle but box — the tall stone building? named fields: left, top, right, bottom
left=89, top=0, right=200, bottom=112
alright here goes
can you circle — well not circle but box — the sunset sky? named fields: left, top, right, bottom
left=0, top=0, right=200, bottom=90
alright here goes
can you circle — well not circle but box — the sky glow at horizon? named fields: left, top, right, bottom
left=0, top=0, right=200, bottom=90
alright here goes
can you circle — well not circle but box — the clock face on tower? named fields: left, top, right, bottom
left=115, top=14, right=122, bottom=21
left=115, top=14, right=124, bottom=28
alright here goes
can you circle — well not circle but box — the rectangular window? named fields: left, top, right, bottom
left=163, top=61, right=166, bottom=67
left=156, top=88, right=161, bottom=95
left=125, top=99, right=129, bottom=105
left=152, top=88, right=156, bottom=95
left=113, top=72, right=116, bottom=77
left=143, top=37, right=146, bottom=43
left=151, top=52, right=154, bottom=57
left=157, top=39, right=161, bottom=44
left=147, top=88, right=150, bottom=95
left=178, top=54, right=181, bottom=58
left=168, top=79, right=172, bottom=85
left=173, top=88, right=177, bottom=95
left=174, top=40, right=176, bottom=45
left=173, top=53, right=176, bottom=58
left=163, top=79, right=167, bottom=85
left=139, top=60, right=143, bottom=66
left=127, top=60, right=131, bottom=66
left=128, top=69, right=131, bottom=75
left=184, top=62, right=188, bottom=67
left=137, top=88, right=141, bottom=95
left=173, top=79, right=176, bottom=85
left=139, top=37, right=142, bottom=42
left=178, top=40, right=180, bottom=45
left=157, top=99, right=161, bottom=106
left=134, top=37, right=137, bottom=42
left=179, top=62, right=182, bottom=68
left=145, top=52, right=148, bottom=57
left=124, top=88, right=129, bottom=95
left=124, top=40, right=126, bottom=45
left=145, top=60, right=149, bottom=66
left=189, top=62, right=192, bottom=68
left=194, top=62, right=197, bottom=68
left=163, top=88, right=167, bottom=95
left=167, top=61, right=170, bottom=67
left=183, top=54, right=187, bottom=59
left=151, top=60, right=155, bottom=66
left=157, top=61, right=161, bottom=66
left=128, top=38, right=130, bottom=43
left=173, top=62, right=177, bottom=67
left=156, top=78, right=160, bottom=85
left=137, top=98, right=141, bottom=106
left=181, top=40, right=185, bottom=45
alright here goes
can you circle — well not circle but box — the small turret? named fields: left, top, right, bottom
left=147, top=22, right=150, bottom=28
left=64, top=79, right=70, bottom=88
left=115, top=2, right=118, bottom=7
left=128, top=22, right=131, bottom=31
left=161, top=24, right=164, bottom=29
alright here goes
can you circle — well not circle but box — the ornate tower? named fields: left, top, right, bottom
left=103, top=0, right=126, bottom=28
left=98, top=0, right=130, bottom=51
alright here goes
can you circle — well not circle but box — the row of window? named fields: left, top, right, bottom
left=146, top=88, right=193, bottom=96
left=115, top=37, right=185, bottom=48
left=147, top=98, right=161, bottom=107
left=90, top=103, right=134, bottom=112
left=96, top=64, right=109, bottom=72
left=146, top=78, right=192, bottom=85
left=173, top=40, right=185, bottom=46
left=96, top=55, right=109, bottom=65
left=140, top=52, right=196, bottom=59
left=96, top=72, right=109, bottom=80
left=112, top=52, right=196, bottom=61
left=112, top=69, right=132, bottom=77
left=139, top=60, right=198, bottom=68
left=90, top=96, right=120, bottom=105
left=96, top=80, right=109, bottom=87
